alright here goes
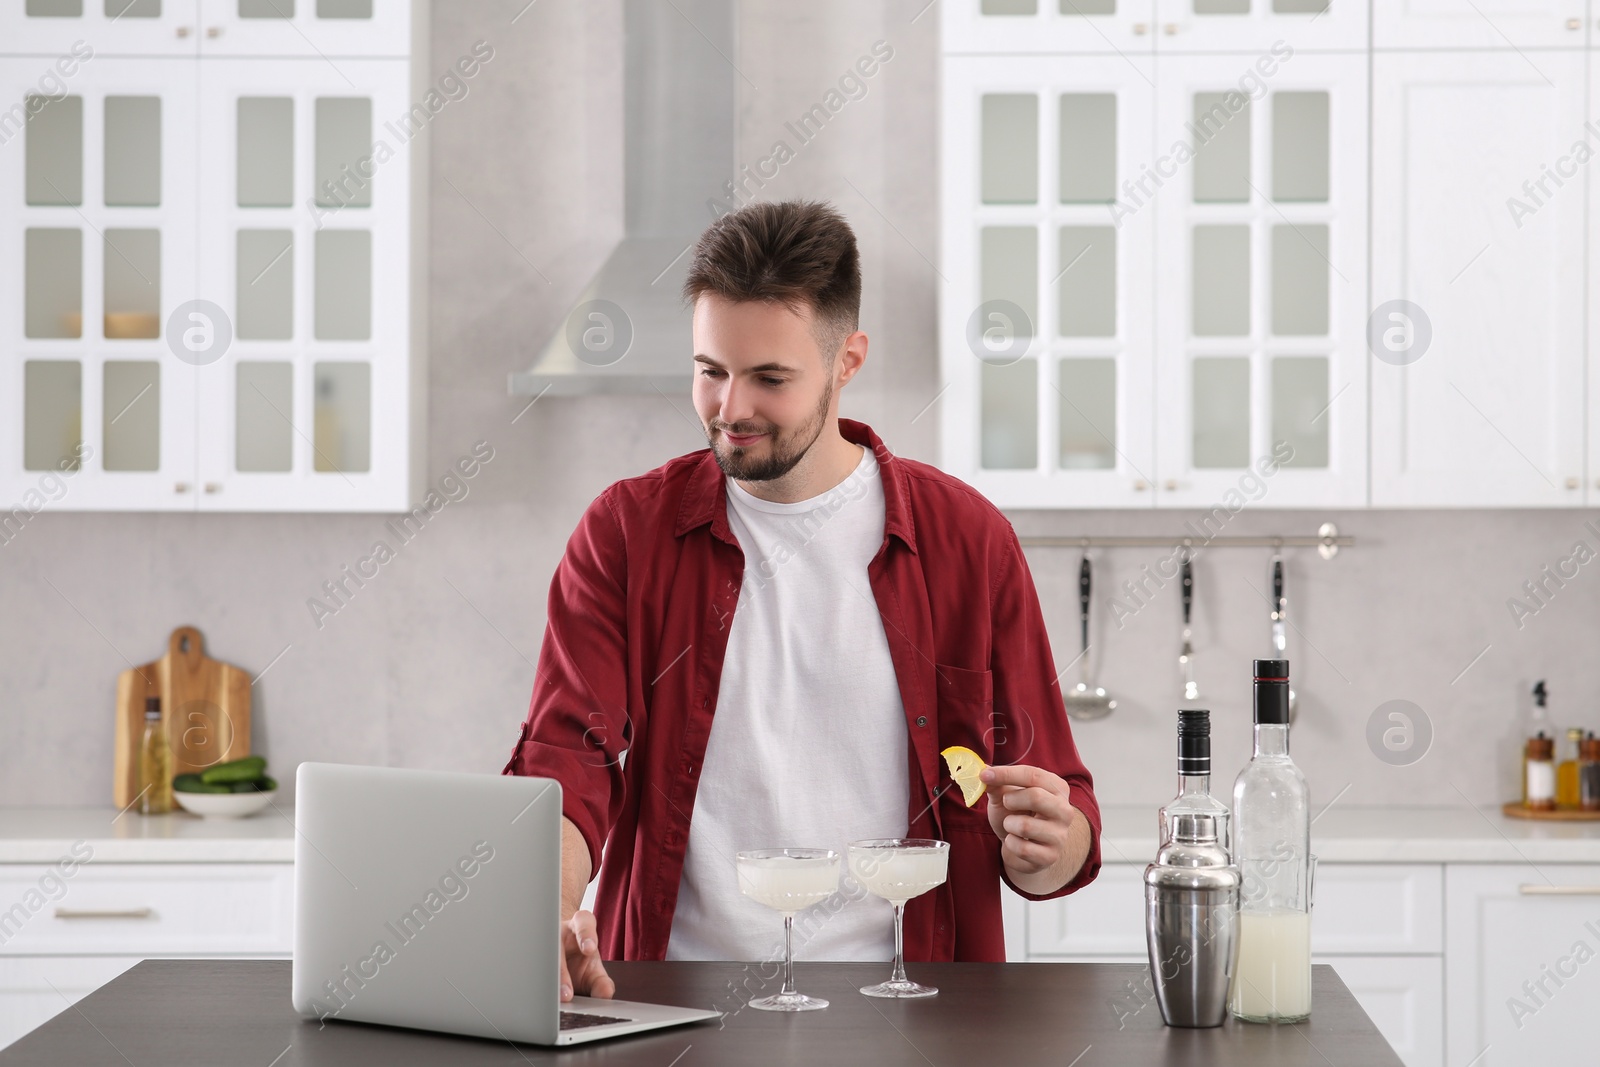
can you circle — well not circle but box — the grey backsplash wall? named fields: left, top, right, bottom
left=2, top=2, right=1595, bottom=813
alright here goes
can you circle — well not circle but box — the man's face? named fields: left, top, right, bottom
left=691, top=293, right=837, bottom=482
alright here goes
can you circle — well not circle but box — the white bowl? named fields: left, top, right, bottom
left=174, top=789, right=277, bottom=819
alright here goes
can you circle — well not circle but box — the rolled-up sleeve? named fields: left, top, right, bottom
left=502, top=488, right=633, bottom=877
left=988, top=526, right=1103, bottom=901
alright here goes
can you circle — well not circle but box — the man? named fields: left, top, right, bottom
left=504, top=200, right=1101, bottom=1002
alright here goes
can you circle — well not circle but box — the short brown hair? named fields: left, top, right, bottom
left=682, top=200, right=861, bottom=363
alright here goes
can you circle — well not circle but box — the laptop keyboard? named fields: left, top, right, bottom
left=560, top=1010, right=634, bottom=1031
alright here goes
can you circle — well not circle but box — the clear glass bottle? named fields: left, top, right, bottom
left=1523, top=732, right=1556, bottom=811
left=1230, top=659, right=1312, bottom=1023
left=1159, top=709, right=1232, bottom=859
left=138, top=696, right=174, bottom=815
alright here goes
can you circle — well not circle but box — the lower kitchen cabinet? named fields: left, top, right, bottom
left=0, top=861, right=293, bottom=1050
left=1444, top=864, right=1600, bottom=1067
left=1009, top=862, right=1444, bottom=1067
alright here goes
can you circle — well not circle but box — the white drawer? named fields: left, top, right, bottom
left=1025, top=863, right=1442, bottom=957
left=1313, top=865, right=1441, bottom=954
left=0, top=864, right=293, bottom=956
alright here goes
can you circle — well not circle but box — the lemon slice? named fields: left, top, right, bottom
left=940, top=745, right=988, bottom=807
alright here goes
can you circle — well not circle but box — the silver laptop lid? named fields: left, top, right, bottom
left=291, top=763, right=563, bottom=1044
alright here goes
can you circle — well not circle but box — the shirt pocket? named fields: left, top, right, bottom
left=932, top=663, right=995, bottom=833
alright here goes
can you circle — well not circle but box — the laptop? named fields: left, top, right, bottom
left=292, top=762, right=721, bottom=1046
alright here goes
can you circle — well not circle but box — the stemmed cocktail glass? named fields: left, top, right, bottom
left=735, top=848, right=841, bottom=1011
left=847, top=839, right=950, bottom=998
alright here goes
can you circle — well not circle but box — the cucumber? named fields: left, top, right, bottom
left=200, top=756, right=267, bottom=785
left=228, top=780, right=261, bottom=793
left=173, top=775, right=230, bottom=794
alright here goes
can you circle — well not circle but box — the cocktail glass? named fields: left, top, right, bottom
left=846, top=838, right=951, bottom=998
left=735, top=848, right=841, bottom=1011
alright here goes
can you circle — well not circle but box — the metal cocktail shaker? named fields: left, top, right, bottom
left=1143, top=812, right=1240, bottom=1028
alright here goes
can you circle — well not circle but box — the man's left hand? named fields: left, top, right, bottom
left=981, top=764, right=1084, bottom=894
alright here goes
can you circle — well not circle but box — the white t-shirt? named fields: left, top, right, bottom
left=665, top=445, right=909, bottom=962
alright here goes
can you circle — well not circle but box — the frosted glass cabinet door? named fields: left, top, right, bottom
left=940, top=55, right=1155, bottom=509
left=0, top=59, right=199, bottom=511
left=942, top=0, right=1157, bottom=55
left=1152, top=53, right=1367, bottom=508
left=1152, top=0, right=1367, bottom=51
left=1370, top=52, right=1585, bottom=507
left=8, top=0, right=201, bottom=57
left=198, top=0, right=412, bottom=58
left=193, top=58, right=411, bottom=512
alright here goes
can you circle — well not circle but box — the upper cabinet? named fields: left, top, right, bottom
left=942, top=0, right=1600, bottom=509
left=942, top=0, right=1366, bottom=54
left=0, top=2, right=427, bottom=512
left=1369, top=50, right=1588, bottom=507
left=1375, top=1, right=1589, bottom=50
left=1152, top=0, right=1368, bottom=52
left=9, top=1, right=411, bottom=58
left=939, top=55, right=1156, bottom=510
left=1153, top=52, right=1368, bottom=509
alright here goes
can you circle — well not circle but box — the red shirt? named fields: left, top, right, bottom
left=503, top=418, right=1102, bottom=962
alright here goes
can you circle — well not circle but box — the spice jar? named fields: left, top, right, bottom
left=1579, top=733, right=1600, bottom=813
left=1524, top=732, right=1556, bottom=811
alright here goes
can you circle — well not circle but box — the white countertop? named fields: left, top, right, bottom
left=0, top=804, right=1595, bottom=865
left=1099, top=804, right=1600, bottom=864
left=0, top=807, right=296, bottom=863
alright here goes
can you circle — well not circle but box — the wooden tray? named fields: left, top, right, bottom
left=113, top=626, right=252, bottom=808
left=1502, top=802, right=1600, bottom=822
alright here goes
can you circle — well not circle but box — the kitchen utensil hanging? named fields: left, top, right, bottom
left=1269, top=552, right=1298, bottom=723
left=1064, top=553, right=1117, bottom=721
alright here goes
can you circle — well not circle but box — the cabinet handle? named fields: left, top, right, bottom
left=54, top=907, right=154, bottom=919
left=206, top=26, right=222, bottom=38
left=174, top=482, right=191, bottom=494
left=1519, top=884, right=1600, bottom=895
left=1567, top=17, right=1581, bottom=30
left=1132, top=22, right=1148, bottom=35
left=204, top=482, right=222, bottom=494
left=1164, top=22, right=1178, bottom=34
left=1134, top=479, right=1149, bottom=491
left=175, top=25, right=190, bottom=38
left=1164, top=479, right=1179, bottom=491
left=1565, top=476, right=1580, bottom=490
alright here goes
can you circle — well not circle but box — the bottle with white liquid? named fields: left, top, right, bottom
left=1229, top=659, right=1313, bottom=1023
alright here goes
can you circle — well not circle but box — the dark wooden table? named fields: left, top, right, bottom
left=0, top=959, right=1402, bottom=1065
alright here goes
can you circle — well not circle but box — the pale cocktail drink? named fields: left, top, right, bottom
left=847, top=839, right=951, bottom=998
left=734, top=848, right=840, bottom=1012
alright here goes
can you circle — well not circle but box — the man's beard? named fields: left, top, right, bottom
left=707, top=378, right=833, bottom=482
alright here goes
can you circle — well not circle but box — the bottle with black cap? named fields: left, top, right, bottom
left=1158, top=709, right=1232, bottom=859
left=1229, top=659, right=1312, bottom=1023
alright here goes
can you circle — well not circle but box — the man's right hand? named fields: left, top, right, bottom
left=559, top=909, right=615, bottom=1002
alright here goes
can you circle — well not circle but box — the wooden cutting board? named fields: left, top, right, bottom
left=113, top=626, right=252, bottom=808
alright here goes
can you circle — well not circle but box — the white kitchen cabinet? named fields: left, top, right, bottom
left=1369, top=51, right=1587, bottom=507
left=9, top=0, right=200, bottom=57
left=1374, top=0, right=1589, bottom=50
left=939, top=54, right=1157, bottom=509
left=0, top=861, right=294, bottom=1051
left=0, top=956, right=141, bottom=1052
left=1011, top=862, right=1445, bottom=1067
left=0, top=57, right=201, bottom=511
left=1319, top=956, right=1443, bottom=1067
left=941, top=0, right=1157, bottom=57
left=197, top=0, right=415, bottom=59
left=0, top=6, right=428, bottom=513
left=1444, top=864, right=1600, bottom=1067
left=192, top=58, right=417, bottom=512
left=1152, top=0, right=1368, bottom=53
left=1152, top=51, right=1368, bottom=508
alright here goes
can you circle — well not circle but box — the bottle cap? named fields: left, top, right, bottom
left=1177, top=709, right=1210, bottom=776
left=1580, top=736, right=1600, bottom=761
left=1533, top=680, right=1547, bottom=707
left=143, top=696, right=160, bottom=720
left=1528, top=734, right=1554, bottom=760
left=1252, top=659, right=1291, bottom=725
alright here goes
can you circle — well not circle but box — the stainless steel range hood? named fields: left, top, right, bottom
left=508, top=0, right=735, bottom=397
